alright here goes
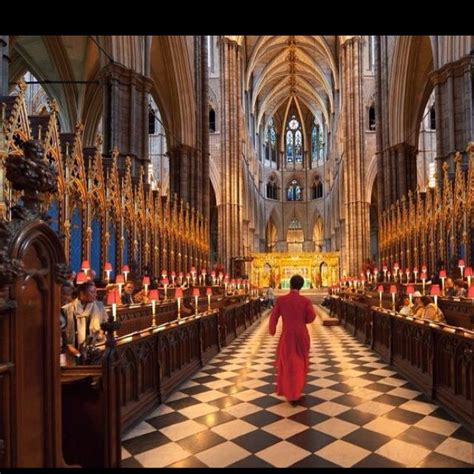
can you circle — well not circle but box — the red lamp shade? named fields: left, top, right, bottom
left=225, top=274, right=229, bottom=279
left=421, top=265, right=427, bottom=273
left=192, top=288, right=200, bottom=297
left=219, top=272, right=224, bottom=278
left=175, top=287, right=184, bottom=299
left=406, top=285, right=415, bottom=295
left=237, top=279, right=242, bottom=284
left=162, top=278, right=169, bottom=285
left=171, top=271, right=176, bottom=277
left=106, top=289, right=119, bottom=305
left=413, top=267, right=418, bottom=273
left=191, top=266, right=196, bottom=273
left=224, top=277, right=229, bottom=283
left=374, top=267, right=379, bottom=273
left=468, top=285, right=474, bottom=298
left=122, top=265, right=130, bottom=272
left=148, top=289, right=159, bottom=301
left=393, top=262, right=399, bottom=270
left=81, top=260, right=90, bottom=270
left=201, top=269, right=207, bottom=274
left=115, top=274, right=125, bottom=284
left=430, top=284, right=441, bottom=296
left=211, top=271, right=216, bottom=277
left=104, top=262, right=113, bottom=271
left=421, top=272, right=427, bottom=280
left=464, top=267, right=473, bottom=277
left=206, top=287, right=213, bottom=296
left=143, top=276, right=151, bottom=285
left=179, top=272, right=183, bottom=278
left=389, top=285, right=397, bottom=294
left=458, top=259, right=465, bottom=267
left=377, top=285, right=384, bottom=293
left=161, top=269, right=167, bottom=275
left=76, top=271, right=87, bottom=284
left=382, top=264, right=388, bottom=271
left=439, top=269, right=447, bottom=279
left=231, top=279, right=236, bottom=285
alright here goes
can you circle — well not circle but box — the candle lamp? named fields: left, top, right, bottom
left=162, top=277, right=169, bottom=300
left=439, top=269, right=447, bottom=295
left=201, top=269, right=207, bottom=287
left=405, top=268, right=410, bottom=283
left=104, top=262, right=113, bottom=282
left=387, top=271, right=391, bottom=282
left=106, top=288, right=119, bottom=320
left=192, top=287, right=200, bottom=315
left=421, top=264, right=427, bottom=275
left=171, top=271, right=176, bottom=286
left=178, top=271, right=184, bottom=285
left=211, top=271, right=216, bottom=286
left=430, top=284, right=440, bottom=308
left=231, top=279, right=236, bottom=292
left=377, top=284, right=384, bottom=308
left=413, top=267, right=418, bottom=282
left=366, top=270, right=370, bottom=283
left=115, top=274, right=124, bottom=295
left=406, top=284, right=415, bottom=305
left=224, top=277, right=229, bottom=294
left=81, top=260, right=90, bottom=277
left=465, top=267, right=472, bottom=287
left=421, top=272, right=427, bottom=295
left=148, top=289, right=159, bottom=326
left=393, top=262, right=399, bottom=282
left=191, top=266, right=197, bottom=285
left=218, top=272, right=224, bottom=286
left=175, top=287, right=183, bottom=318
left=143, top=276, right=150, bottom=295
left=122, top=265, right=130, bottom=282
left=389, top=284, right=397, bottom=311
left=76, top=271, right=87, bottom=285
left=458, top=259, right=465, bottom=278
left=373, top=267, right=379, bottom=282
left=186, top=273, right=191, bottom=287
left=206, top=287, right=212, bottom=311
left=382, top=264, right=388, bottom=281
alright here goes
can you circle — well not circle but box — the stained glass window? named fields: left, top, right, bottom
left=287, top=179, right=302, bottom=201
left=286, top=115, right=303, bottom=163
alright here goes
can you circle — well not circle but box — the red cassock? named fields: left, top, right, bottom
left=269, top=290, right=316, bottom=401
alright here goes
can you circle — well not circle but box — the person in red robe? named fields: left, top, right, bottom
left=269, top=274, right=316, bottom=402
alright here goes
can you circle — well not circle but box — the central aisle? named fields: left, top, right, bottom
left=121, top=309, right=473, bottom=468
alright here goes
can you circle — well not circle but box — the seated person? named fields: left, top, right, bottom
left=398, top=295, right=413, bottom=316
left=60, top=282, right=76, bottom=350
left=454, top=279, right=467, bottom=297
left=412, top=291, right=424, bottom=318
left=63, top=281, right=106, bottom=359
left=420, top=295, right=446, bottom=324
left=444, top=278, right=456, bottom=297
left=121, top=281, right=136, bottom=305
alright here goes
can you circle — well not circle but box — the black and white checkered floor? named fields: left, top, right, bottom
left=121, top=308, right=473, bottom=468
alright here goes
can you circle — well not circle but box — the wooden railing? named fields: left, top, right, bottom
left=330, top=296, right=474, bottom=432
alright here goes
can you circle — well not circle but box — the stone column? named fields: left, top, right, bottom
left=342, top=37, right=370, bottom=275
left=0, top=36, right=8, bottom=96
left=431, top=54, right=473, bottom=187
left=100, top=62, right=153, bottom=177
left=201, top=36, right=210, bottom=226
left=218, top=37, right=243, bottom=273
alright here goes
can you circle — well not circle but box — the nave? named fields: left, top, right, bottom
left=121, top=308, right=473, bottom=468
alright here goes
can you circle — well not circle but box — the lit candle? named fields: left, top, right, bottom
left=115, top=274, right=125, bottom=295
left=390, top=284, right=397, bottom=311
left=458, top=259, right=465, bottom=278
left=148, top=289, right=159, bottom=326
left=377, top=284, right=384, bottom=308
left=206, top=287, right=212, bottom=312
left=430, top=284, right=440, bottom=308
left=122, top=264, right=130, bottom=282
left=162, top=277, right=169, bottom=300
left=387, top=271, right=391, bottom=282
left=107, top=289, right=119, bottom=320
left=421, top=271, right=427, bottom=295
left=81, top=260, right=90, bottom=277
left=143, top=276, right=150, bottom=295
left=104, top=262, right=112, bottom=283
left=175, top=287, right=183, bottom=319
left=439, top=269, right=446, bottom=295
left=465, top=267, right=472, bottom=287
left=192, top=287, right=200, bottom=315
left=393, top=262, right=399, bottom=282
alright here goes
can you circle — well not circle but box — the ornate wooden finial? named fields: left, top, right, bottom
left=442, top=161, right=449, bottom=172
left=453, top=151, right=462, bottom=163
left=17, top=78, right=26, bottom=94
left=95, top=133, right=103, bottom=149
left=48, top=98, right=58, bottom=113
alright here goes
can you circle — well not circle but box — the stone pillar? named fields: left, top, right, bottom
left=218, top=37, right=243, bottom=273
left=342, top=37, right=370, bottom=275
left=431, top=54, right=474, bottom=186
left=0, top=36, right=8, bottom=96
left=100, top=62, right=153, bottom=176
left=201, top=36, right=210, bottom=226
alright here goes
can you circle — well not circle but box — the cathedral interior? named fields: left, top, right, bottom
left=0, top=35, right=473, bottom=468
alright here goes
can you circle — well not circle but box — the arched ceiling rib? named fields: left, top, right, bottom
left=245, top=35, right=336, bottom=130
